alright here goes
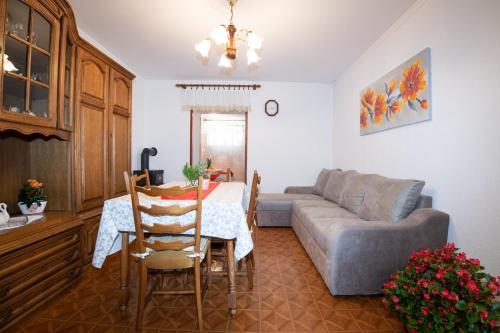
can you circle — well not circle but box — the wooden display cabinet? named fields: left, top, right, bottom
left=0, top=0, right=60, bottom=128
left=0, top=0, right=135, bottom=329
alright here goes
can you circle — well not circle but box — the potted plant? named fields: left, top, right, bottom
left=18, top=179, right=47, bottom=215
left=382, top=243, right=500, bottom=332
left=182, top=161, right=207, bottom=186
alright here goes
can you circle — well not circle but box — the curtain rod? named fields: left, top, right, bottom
left=175, top=83, right=261, bottom=90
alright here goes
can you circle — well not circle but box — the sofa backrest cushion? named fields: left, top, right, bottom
left=323, top=170, right=357, bottom=204
left=358, top=174, right=425, bottom=221
left=339, top=173, right=370, bottom=214
left=312, top=169, right=331, bottom=196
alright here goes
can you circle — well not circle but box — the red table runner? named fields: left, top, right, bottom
left=161, top=182, right=220, bottom=200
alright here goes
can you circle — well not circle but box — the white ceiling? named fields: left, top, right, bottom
left=68, top=0, right=416, bottom=83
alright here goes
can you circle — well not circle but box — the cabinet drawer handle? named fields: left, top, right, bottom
left=0, top=308, right=12, bottom=323
left=71, top=267, right=81, bottom=278
left=0, top=287, right=9, bottom=299
left=64, top=250, right=80, bottom=262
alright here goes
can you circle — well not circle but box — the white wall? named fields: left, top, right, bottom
left=143, top=80, right=333, bottom=192
left=331, top=0, right=500, bottom=275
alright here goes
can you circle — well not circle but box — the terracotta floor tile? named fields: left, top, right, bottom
left=349, top=309, right=393, bottom=331
left=259, top=292, right=288, bottom=312
left=162, top=307, right=197, bottom=331
left=260, top=308, right=294, bottom=332
left=199, top=308, right=229, bottom=331
left=228, top=309, right=260, bottom=332
left=320, top=309, right=360, bottom=332
left=286, top=292, right=318, bottom=310
left=290, top=307, right=328, bottom=332
left=4, top=227, right=406, bottom=333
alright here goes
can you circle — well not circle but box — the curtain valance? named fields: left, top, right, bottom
left=181, top=86, right=253, bottom=113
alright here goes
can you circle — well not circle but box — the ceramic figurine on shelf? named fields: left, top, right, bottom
left=0, top=203, right=9, bottom=224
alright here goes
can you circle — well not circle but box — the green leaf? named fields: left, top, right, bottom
left=456, top=300, right=467, bottom=311
left=466, top=311, right=478, bottom=323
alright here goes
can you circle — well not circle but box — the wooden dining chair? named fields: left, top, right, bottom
left=129, top=175, right=211, bottom=330
left=220, top=168, right=232, bottom=182
left=238, top=170, right=261, bottom=288
left=124, top=170, right=151, bottom=194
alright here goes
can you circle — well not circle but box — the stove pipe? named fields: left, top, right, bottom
left=140, top=147, right=158, bottom=171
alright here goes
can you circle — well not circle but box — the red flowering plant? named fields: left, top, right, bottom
left=382, top=243, right=500, bottom=332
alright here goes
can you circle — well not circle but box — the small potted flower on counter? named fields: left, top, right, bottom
left=18, top=179, right=47, bottom=215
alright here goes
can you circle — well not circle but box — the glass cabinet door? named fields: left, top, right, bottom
left=1, top=0, right=60, bottom=127
left=58, top=19, right=74, bottom=131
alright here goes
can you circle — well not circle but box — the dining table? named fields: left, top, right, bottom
left=92, top=181, right=253, bottom=315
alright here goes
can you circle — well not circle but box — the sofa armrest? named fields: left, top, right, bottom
left=327, top=208, right=449, bottom=294
left=284, top=186, right=314, bottom=194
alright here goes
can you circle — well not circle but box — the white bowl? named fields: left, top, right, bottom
left=18, top=201, right=47, bottom=215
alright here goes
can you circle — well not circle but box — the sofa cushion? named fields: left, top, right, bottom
left=297, top=215, right=362, bottom=253
left=293, top=199, right=358, bottom=221
left=339, top=173, right=370, bottom=214
left=312, top=169, right=331, bottom=196
left=323, top=170, right=357, bottom=204
left=358, top=175, right=425, bottom=221
left=258, top=193, right=322, bottom=211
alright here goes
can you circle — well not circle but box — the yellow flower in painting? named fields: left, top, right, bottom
left=390, top=100, right=402, bottom=114
left=373, top=93, right=387, bottom=124
left=399, top=60, right=427, bottom=101
left=360, top=108, right=368, bottom=129
left=420, top=99, right=429, bottom=109
left=388, top=79, right=397, bottom=94
left=361, top=89, right=375, bottom=110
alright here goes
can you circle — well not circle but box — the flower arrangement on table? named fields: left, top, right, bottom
left=382, top=243, right=500, bottom=332
left=182, top=161, right=207, bottom=186
left=18, top=179, right=47, bottom=214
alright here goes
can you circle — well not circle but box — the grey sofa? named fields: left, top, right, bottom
left=256, top=169, right=449, bottom=295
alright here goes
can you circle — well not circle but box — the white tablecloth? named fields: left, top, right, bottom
left=92, top=182, right=252, bottom=268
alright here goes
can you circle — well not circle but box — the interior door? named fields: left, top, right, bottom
left=191, top=112, right=247, bottom=182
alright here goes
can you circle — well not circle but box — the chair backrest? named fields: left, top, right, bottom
left=246, top=170, right=261, bottom=231
left=124, top=170, right=151, bottom=194
left=129, top=175, right=203, bottom=256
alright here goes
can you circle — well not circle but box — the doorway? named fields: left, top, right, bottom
left=190, top=111, right=247, bottom=182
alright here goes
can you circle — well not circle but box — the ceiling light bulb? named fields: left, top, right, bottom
left=247, top=32, right=263, bottom=50
left=195, top=39, right=211, bottom=57
left=218, top=54, right=232, bottom=68
left=3, top=54, right=18, bottom=72
left=210, top=25, right=228, bottom=45
left=246, top=48, right=261, bottom=65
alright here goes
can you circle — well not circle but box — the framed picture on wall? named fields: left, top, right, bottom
left=360, top=48, right=431, bottom=135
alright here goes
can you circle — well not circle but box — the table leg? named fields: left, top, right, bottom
left=226, top=239, right=237, bottom=316
left=120, top=231, right=129, bottom=311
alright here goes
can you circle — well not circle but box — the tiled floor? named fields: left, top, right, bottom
left=7, top=228, right=405, bottom=333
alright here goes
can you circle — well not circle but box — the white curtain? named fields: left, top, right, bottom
left=181, top=87, right=252, bottom=113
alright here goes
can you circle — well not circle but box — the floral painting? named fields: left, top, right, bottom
left=360, top=48, right=431, bottom=135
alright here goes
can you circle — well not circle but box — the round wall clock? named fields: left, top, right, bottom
left=265, top=100, right=279, bottom=117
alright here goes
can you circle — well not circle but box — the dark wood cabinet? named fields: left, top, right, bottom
left=74, top=48, right=109, bottom=212
left=0, top=213, right=85, bottom=332
left=0, top=0, right=134, bottom=329
left=74, top=50, right=133, bottom=262
left=58, top=17, right=75, bottom=131
left=109, top=68, right=131, bottom=198
left=0, top=0, right=60, bottom=128
left=81, top=212, right=101, bottom=265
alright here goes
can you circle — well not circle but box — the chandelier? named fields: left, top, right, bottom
left=195, top=0, right=263, bottom=68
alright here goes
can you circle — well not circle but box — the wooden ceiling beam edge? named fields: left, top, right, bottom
left=175, top=83, right=261, bottom=90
